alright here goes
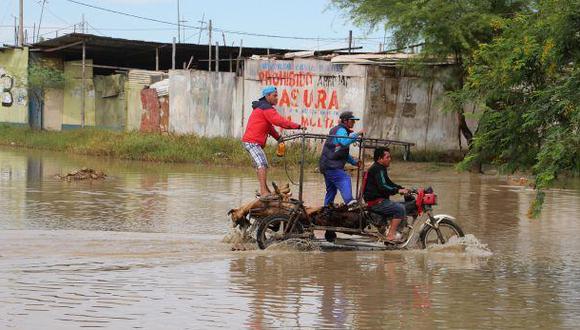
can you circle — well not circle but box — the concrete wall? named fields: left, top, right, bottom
left=0, top=48, right=29, bottom=124
left=365, top=66, right=464, bottom=151
left=165, top=59, right=471, bottom=151
left=243, top=59, right=367, bottom=135
left=169, top=70, right=236, bottom=137
left=62, top=60, right=95, bottom=128
left=43, top=88, right=63, bottom=130
left=94, top=74, right=126, bottom=130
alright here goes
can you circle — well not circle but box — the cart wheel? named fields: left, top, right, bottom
left=256, top=214, right=303, bottom=250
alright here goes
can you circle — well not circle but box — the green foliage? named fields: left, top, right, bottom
left=333, top=0, right=579, bottom=215
left=456, top=0, right=580, bottom=214
left=331, top=0, right=532, bottom=147
left=28, top=63, right=65, bottom=90
left=331, top=0, right=529, bottom=59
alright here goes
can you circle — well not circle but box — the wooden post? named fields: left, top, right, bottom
left=348, top=30, right=352, bottom=54
left=155, top=47, right=159, bottom=71
left=215, top=42, right=219, bottom=72
left=14, top=17, right=17, bottom=46
left=222, top=32, right=226, bottom=46
left=172, top=37, right=176, bottom=69
left=229, top=53, right=233, bottom=72
left=208, top=19, right=212, bottom=71
left=177, top=0, right=181, bottom=43
left=236, top=39, right=243, bottom=75
left=81, top=41, right=86, bottom=128
left=18, top=0, right=23, bottom=47
left=186, top=55, right=194, bottom=69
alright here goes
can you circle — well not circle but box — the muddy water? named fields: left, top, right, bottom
left=1, top=147, right=579, bottom=329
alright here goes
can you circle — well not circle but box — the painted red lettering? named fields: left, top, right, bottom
left=316, top=89, right=327, bottom=109
left=290, top=89, right=299, bottom=107
left=303, top=90, right=313, bottom=108
left=279, top=89, right=291, bottom=107
left=328, top=90, right=339, bottom=109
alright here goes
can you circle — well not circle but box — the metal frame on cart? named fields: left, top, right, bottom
left=279, top=131, right=415, bottom=202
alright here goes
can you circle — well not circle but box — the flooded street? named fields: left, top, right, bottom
left=1, top=147, right=580, bottom=329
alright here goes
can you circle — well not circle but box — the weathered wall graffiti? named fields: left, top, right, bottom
left=244, top=59, right=366, bottom=135
left=165, top=59, right=474, bottom=151
left=0, top=71, right=14, bottom=107
left=0, top=48, right=29, bottom=124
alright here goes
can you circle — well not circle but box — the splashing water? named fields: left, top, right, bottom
left=222, top=227, right=257, bottom=251
left=427, top=234, right=493, bottom=257
left=265, top=238, right=321, bottom=252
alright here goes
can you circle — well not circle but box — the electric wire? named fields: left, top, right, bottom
left=63, top=0, right=382, bottom=42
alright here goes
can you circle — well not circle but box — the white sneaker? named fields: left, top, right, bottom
left=347, top=200, right=360, bottom=211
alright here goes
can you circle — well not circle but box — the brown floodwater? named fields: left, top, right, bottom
left=1, top=147, right=579, bottom=329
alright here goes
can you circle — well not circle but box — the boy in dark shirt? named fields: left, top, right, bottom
left=363, top=147, right=409, bottom=243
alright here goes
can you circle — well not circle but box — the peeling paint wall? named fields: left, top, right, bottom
left=0, top=48, right=29, bottom=124
left=166, top=59, right=471, bottom=151
left=126, top=70, right=166, bottom=131
left=169, top=70, right=236, bottom=137
left=243, top=59, right=366, bottom=136
left=365, top=66, right=468, bottom=151
left=94, top=74, right=126, bottom=130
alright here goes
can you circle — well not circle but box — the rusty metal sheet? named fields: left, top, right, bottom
left=140, top=88, right=160, bottom=132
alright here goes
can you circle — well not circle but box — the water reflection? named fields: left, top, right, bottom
left=1, top=147, right=580, bottom=329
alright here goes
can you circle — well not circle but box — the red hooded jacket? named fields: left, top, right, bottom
left=242, top=98, right=300, bottom=147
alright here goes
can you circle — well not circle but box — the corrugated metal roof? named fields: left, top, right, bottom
left=30, top=33, right=298, bottom=72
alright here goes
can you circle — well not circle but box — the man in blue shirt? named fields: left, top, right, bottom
left=319, top=111, right=364, bottom=206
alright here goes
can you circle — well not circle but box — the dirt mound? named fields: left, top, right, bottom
left=55, top=168, right=106, bottom=181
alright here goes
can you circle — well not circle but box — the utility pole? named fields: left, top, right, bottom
left=14, top=17, right=17, bottom=46
left=81, top=14, right=85, bottom=33
left=197, top=13, right=205, bottom=44
left=81, top=41, right=86, bottom=128
left=172, top=37, right=176, bottom=69
left=18, top=0, right=24, bottom=47
left=348, top=30, right=352, bottom=54
left=176, top=0, right=181, bottom=43
left=215, top=42, right=219, bottom=73
left=208, top=19, right=212, bottom=71
left=36, top=0, right=46, bottom=43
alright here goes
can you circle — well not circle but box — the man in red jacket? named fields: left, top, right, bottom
left=242, top=86, right=302, bottom=197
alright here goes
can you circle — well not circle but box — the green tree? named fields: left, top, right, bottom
left=333, top=0, right=579, bottom=215
left=331, top=0, right=530, bottom=146
left=458, top=0, right=579, bottom=215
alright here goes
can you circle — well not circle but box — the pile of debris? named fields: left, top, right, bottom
left=55, top=168, right=106, bottom=181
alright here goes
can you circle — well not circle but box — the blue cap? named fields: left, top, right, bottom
left=262, top=86, right=277, bottom=97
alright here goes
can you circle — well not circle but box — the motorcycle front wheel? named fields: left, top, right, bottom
left=419, top=218, right=464, bottom=249
left=256, top=214, right=304, bottom=250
